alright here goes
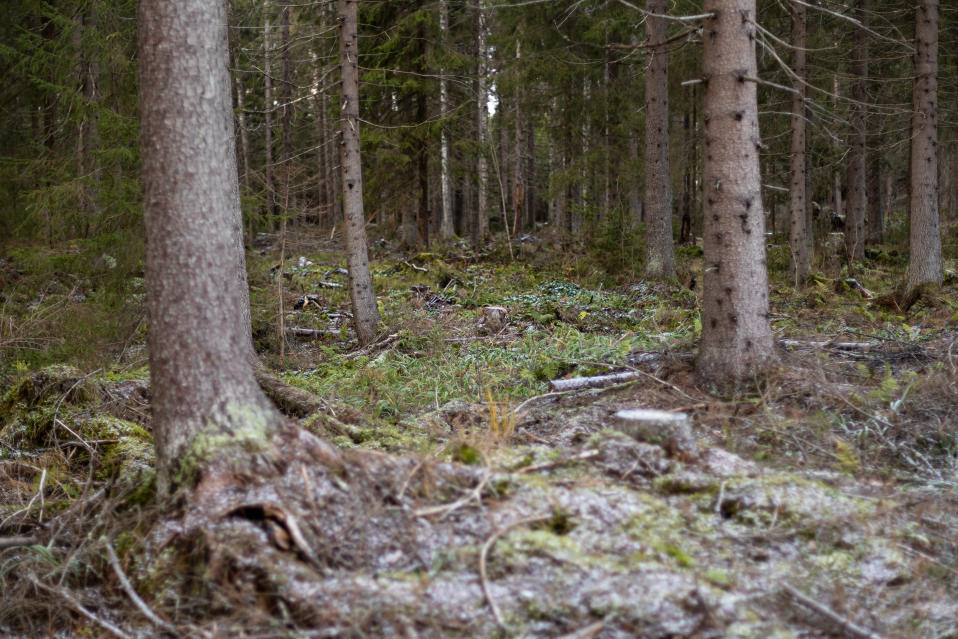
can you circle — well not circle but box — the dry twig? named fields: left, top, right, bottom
left=479, top=515, right=551, bottom=631
left=782, top=583, right=887, bottom=639
left=104, top=542, right=179, bottom=635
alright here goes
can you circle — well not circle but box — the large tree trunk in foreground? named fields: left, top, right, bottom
left=138, top=0, right=284, bottom=493
left=338, top=0, right=379, bottom=345
left=906, top=0, right=942, bottom=295
left=787, top=0, right=810, bottom=286
left=696, top=0, right=776, bottom=389
left=643, top=0, right=675, bottom=280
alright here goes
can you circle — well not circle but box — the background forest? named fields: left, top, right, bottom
left=1, top=0, right=957, bottom=637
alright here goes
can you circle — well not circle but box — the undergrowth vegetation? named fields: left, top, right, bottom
left=0, top=227, right=956, bottom=637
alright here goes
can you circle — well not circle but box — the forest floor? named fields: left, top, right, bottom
left=0, top=226, right=957, bottom=638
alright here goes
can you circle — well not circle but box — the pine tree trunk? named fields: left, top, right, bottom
left=865, top=148, right=883, bottom=244
left=138, top=0, right=284, bottom=493
left=643, top=0, right=675, bottom=280
left=906, top=0, right=942, bottom=294
left=338, top=0, right=379, bottom=345
left=844, top=0, right=868, bottom=262
left=788, top=0, right=810, bottom=285
left=696, top=0, right=776, bottom=388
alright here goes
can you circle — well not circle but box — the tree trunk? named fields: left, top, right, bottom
left=844, top=0, right=868, bottom=263
left=474, top=1, right=489, bottom=243
left=865, top=148, right=883, bottom=244
left=696, top=0, right=776, bottom=389
left=438, top=0, right=454, bottom=240
left=643, top=0, right=675, bottom=280
left=338, top=0, right=380, bottom=345
left=788, top=0, right=810, bottom=285
left=906, top=0, right=942, bottom=294
left=264, top=15, right=275, bottom=227
left=138, top=0, right=284, bottom=493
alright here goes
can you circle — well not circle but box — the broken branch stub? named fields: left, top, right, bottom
left=612, top=409, right=698, bottom=458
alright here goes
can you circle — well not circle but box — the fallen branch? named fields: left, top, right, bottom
left=479, top=515, right=552, bottom=631
left=104, top=542, right=179, bottom=635
left=414, top=466, right=492, bottom=519
left=0, top=535, right=37, bottom=548
left=780, top=339, right=877, bottom=351
left=556, top=621, right=605, bottom=639
left=285, top=327, right=343, bottom=338
left=28, top=574, right=133, bottom=639
left=548, top=370, right=641, bottom=392
left=517, top=449, right=600, bottom=474
left=782, top=583, right=887, bottom=639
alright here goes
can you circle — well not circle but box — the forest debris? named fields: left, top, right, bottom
left=516, top=449, right=600, bottom=474
left=782, top=583, right=887, bottom=639
left=104, top=542, right=179, bottom=635
left=285, top=327, right=342, bottom=338
left=479, top=515, right=552, bottom=631
left=292, top=294, right=324, bottom=310
left=27, top=574, right=133, bottom=639
left=0, top=536, right=37, bottom=548
left=253, top=366, right=324, bottom=417
left=779, top=339, right=877, bottom=351
left=556, top=621, right=605, bottom=639
left=839, top=278, right=874, bottom=299
left=548, top=370, right=641, bottom=392
left=479, top=306, right=508, bottom=333
left=612, top=409, right=697, bottom=458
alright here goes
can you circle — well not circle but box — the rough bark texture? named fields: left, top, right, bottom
left=906, top=0, right=942, bottom=294
left=643, top=0, right=675, bottom=280
left=787, top=0, right=809, bottom=285
left=138, top=0, right=284, bottom=493
left=844, top=0, right=868, bottom=262
left=338, top=0, right=379, bottom=345
left=696, top=0, right=776, bottom=388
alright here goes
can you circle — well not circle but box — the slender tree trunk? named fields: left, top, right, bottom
left=526, top=116, right=536, bottom=230
left=338, top=0, right=379, bottom=345
left=906, top=0, right=942, bottom=294
left=788, top=0, right=810, bottom=285
left=844, top=0, right=868, bottom=262
left=696, top=0, right=776, bottom=388
left=474, top=0, right=489, bottom=242
left=138, top=0, right=283, bottom=493
left=680, top=86, right=693, bottom=245
left=865, top=148, right=883, bottom=244
left=264, top=15, right=275, bottom=227
left=643, top=0, right=675, bottom=280
left=512, top=43, right=524, bottom=236
left=438, top=0, right=454, bottom=239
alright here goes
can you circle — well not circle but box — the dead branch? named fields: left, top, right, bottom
left=414, top=466, right=492, bottom=519
left=0, top=536, right=37, bottom=548
left=782, top=583, right=887, bottom=639
left=104, top=542, right=180, bottom=636
left=548, top=370, right=641, bottom=392
left=517, top=449, right=600, bottom=474
left=479, top=515, right=552, bottom=631
left=780, top=339, right=877, bottom=351
left=27, top=574, right=133, bottom=639
left=556, top=621, right=606, bottom=639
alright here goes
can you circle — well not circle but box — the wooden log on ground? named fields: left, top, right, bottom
left=549, top=370, right=641, bottom=392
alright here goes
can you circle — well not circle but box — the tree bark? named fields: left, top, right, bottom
left=264, top=15, right=275, bottom=226
left=906, top=0, right=942, bottom=295
left=438, top=0, right=454, bottom=240
left=474, top=1, right=490, bottom=243
left=696, top=0, right=776, bottom=388
left=643, top=0, right=675, bottom=280
left=138, top=0, right=284, bottom=493
left=844, top=0, right=868, bottom=262
left=788, top=0, right=810, bottom=285
left=338, top=0, right=380, bottom=345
